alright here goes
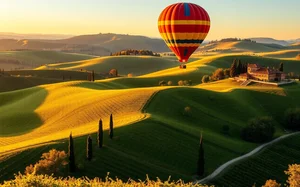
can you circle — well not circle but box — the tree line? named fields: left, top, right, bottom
left=111, top=49, right=160, bottom=57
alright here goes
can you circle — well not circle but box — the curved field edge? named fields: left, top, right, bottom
left=209, top=132, right=300, bottom=187
left=1, top=83, right=299, bottom=183
left=0, top=81, right=166, bottom=153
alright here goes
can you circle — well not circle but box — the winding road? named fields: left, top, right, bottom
left=196, top=131, right=300, bottom=184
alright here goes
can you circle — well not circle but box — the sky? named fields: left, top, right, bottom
left=1, top=0, right=300, bottom=40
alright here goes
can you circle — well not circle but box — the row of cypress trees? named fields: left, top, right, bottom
left=68, top=114, right=205, bottom=177
left=68, top=114, right=114, bottom=173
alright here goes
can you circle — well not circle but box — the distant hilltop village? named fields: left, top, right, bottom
left=239, top=64, right=286, bottom=82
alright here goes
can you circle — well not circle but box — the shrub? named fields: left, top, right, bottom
left=167, top=81, right=173, bottom=86
left=25, top=149, right=67, bottom=176
left=127, top=73, right=133, bottom=78
left=184, top=80, right=190, bottom=86
left=211, top=68, right=225, bottom=80
left=285, top=164, right=300, bottom=187
left=159, top=80, right=167, bottom=86
left=241, top=116, right=275, bottom=143
left=202, top=75, right=210, bottom=83
left=183, top=106, right=192, bottom=116
left=222, top=125, right=230, bottom=135
left=262, top=179, right=281, bottom=187
left=178, top=80, right=184, bottom=86
left=1, top=174, right=213, bottom=187
left=109, top=69, right=118, bottom=77
left=284, top=108, right=300, bottom=130
left=223, top=68, right=231, bottom=77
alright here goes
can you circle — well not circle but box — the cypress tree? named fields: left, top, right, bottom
left=87, top=135, right=93, bottom=161
left=109, top=114, right=114, bottom=139
left=92, top=70, right=95, bottom=82
left=68, top=133, right=76, bottom=172
left=98, top=119, right=103, bottom=148
left=236, top=59, right=242, bottom=75
left=279, top=62, right=284, bottom=72
left=197, top=134, right=204, bottom=176
left=230, top=59, right=237, bottom=77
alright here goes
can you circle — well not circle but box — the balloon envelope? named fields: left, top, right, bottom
left=158, top=3, right=210, bottom=63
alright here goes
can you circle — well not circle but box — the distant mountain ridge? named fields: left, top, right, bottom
left=0, top=33, right=170, bottom=55
left=248, top=37, right=290, bottom=46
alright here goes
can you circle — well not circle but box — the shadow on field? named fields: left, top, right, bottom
left=0, top=87, right=48, bottom=136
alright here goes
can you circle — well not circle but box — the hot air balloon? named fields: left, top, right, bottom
left=158, top=2, right=210, bottom=69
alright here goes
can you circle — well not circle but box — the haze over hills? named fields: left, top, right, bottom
left=0, top=32, right=74, bottom=40
left=0, top=33, right=170, bottom=56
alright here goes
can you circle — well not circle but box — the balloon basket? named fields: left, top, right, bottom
left=179, top=64, right=187, bottom=69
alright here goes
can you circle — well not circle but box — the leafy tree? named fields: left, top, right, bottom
left=98, top=119, right=103, bottom=148
left=223, top=68, right=231, bottom=77
left=68, top=133, right=76, bottom=172
left=159, top=80, right=167, bottom=86
left=178, top=80, right=184, bottom=86
left=236, top=59, right=241, bottom=75
left=284, top=108, right=300, bottom=130
left=202, top=75, right=210, bottom=83
left=127, top=73, right=133, bottom=78
left=262, top=180, right=281, bottom=187
left=241, top=116, right=275, bottom=143
left=285, top=164, right=300, bottom=187
left=109, top=114, right=114, bottom=139
left=197, top=134, right=204, bottom=176
left=279, top=62, right=284, bottom=72
left=212, top=68, right=225, bottom=80
left=109, top=69, right=118, bottom=77
left=86, top=135, right=93, bottom=161
left=230, top=59, right=238, bottom=77
left=167, top=81, right=173, bottom=86
left=25, top=149, right=67, bottom=176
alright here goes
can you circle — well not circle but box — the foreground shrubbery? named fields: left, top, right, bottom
left=241, top=116, right=275, bottom=143
left=0, top=174, right=212, bottom=187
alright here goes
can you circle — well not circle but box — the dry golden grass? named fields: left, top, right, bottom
left=0, top=81, right=165, bottom=153
left=197, top=79, right=286, bottom=96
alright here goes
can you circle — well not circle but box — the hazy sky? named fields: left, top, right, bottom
left=1, top=0, right=299, bottom=40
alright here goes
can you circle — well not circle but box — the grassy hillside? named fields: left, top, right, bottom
left=36, top=56, right=183, bottom=76
left=0, top=81, right=161, bottom=150
left=0, top=70, right=104, bottom=92
left=0, top=51, right=96, bottom=70
left=259, top=50, right=300, bottom=59
left=0, top=76, right=61, bottom=93
left=1, top=81, right=299, bottom=183
left=198, top=41, right=284, bottom=53
left=211, top=133, right=300, bottom=187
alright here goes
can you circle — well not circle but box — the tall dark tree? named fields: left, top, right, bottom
left=98, top=119, right=103, bottom=148
left=86, top=135, right=93, bottom=161
left=68, top=133, right=76, bottom=172
left=279, top=62, right=284, bottom=72
left=92, top=70, right=95, bottom=82
left=197, top=134, right=204, bottom=176
left=230, top=59, right=238, bottom=77
left=109, top=114, right=114, bottom=139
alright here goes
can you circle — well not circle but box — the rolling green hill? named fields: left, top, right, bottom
left=1, top=80, right=299, bottom=183
left=0, top=70, right=104, bottom=92
left=0, top=51, right=97, bottom=70
left=36, top=56, right=184, bottom=76
left=198, top=41, right=285, bottom=53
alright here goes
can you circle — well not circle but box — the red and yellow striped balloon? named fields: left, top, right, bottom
left=158, top=3, right=210, bottom=63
